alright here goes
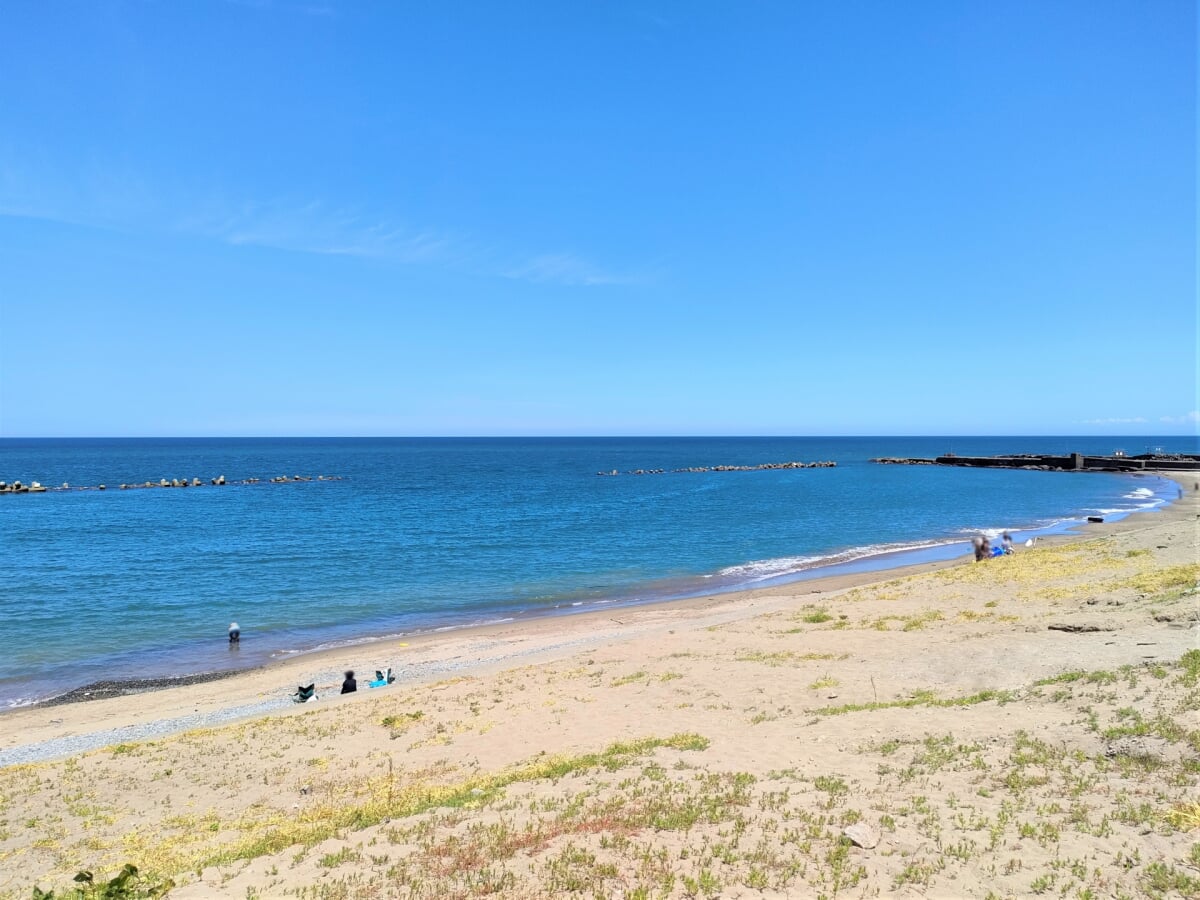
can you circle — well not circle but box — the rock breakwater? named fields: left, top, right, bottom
left=597, top=460, right=836, bottom=476
left=0, top=475, right=344, bottom=495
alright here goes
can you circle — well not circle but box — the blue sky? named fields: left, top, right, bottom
left=0, top=1, right=1195, bottom=437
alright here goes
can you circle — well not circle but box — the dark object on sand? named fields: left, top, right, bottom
left=341, top=671, right=357, bottom=694
left=293, top=684, right=316, bottom=703
left=1048, top=622, right=1115, bottom=633
left=1087, top=516, right=1104, bottom=523
left=42, top=670, right=247, bottom=706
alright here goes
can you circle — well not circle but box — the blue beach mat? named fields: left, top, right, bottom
left=369, top=667, right=396, bottom=688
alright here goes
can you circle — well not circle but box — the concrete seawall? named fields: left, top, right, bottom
left=871, top=452, right=1200, bottom=472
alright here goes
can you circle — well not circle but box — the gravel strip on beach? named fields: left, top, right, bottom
left=0, top=697, right=292, bottom=767
left=1, top=635, right=602, bottom=767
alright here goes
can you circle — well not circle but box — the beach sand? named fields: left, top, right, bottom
left=1, top=474, right=1196, bottom=898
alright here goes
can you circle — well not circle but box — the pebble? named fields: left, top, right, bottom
left=843, top=823, right=880, bottom=849
left=1105, top=736, right=1173, bottom=764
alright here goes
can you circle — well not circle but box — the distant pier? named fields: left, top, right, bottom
left=870, top=452, right=1200, bottom=472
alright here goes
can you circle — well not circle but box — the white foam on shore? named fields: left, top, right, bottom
left=1085, top=498, right=1165, bottom=515
left=954, top=526, right=1014, bottom=540
left=730, top=489, right=1174, bottom=588
left=718, top=555, right=824, bottom=580
left=717, top=537, right=961, bottom=584
left=269, top=616, right=519, bottom=660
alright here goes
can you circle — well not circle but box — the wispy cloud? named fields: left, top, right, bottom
left=504, top=253, right=641, bottom=287
left=1, top=161, right=641, bottom=285
left=187, top=200, right=458, bottom=263
left=0, top=159, right=157, bottom=232
left=223, top=0, right=336, bottom=17
left=633, top=10, right=673, bottom=29
left=1081, top=411, right=1200, bottom=428
left=1160, top=410, right=1200, bottom=425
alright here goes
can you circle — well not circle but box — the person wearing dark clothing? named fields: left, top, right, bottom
left=341, top=670, right=357, bottom=694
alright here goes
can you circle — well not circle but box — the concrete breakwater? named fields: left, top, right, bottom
left=598, top=460, right=836, bottom=476
left=0, top=474, right=344, bottom=494
left=870, top=452, right=1200, bottom=472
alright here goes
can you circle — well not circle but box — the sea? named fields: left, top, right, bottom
left=0, top=436, right=1190, bottom=708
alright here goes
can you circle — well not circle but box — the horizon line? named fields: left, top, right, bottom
left=1, top=433, right=1196, bottom=441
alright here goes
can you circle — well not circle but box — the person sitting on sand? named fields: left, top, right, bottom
left=972, top=536, right=991, bottom=562
left=228, top=622, right=240, bottom=645
left=341, top=670, right=357, bottom=694
left=1001, top=532, right=1014, bottom=555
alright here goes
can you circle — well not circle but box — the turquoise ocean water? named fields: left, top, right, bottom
left=0, top=436, right=1189, bottom=707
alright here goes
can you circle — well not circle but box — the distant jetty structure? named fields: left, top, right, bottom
left=598, top=460, right=836, bottom=476
left=870, top=452, right=1200, bottom=472
left=0, top=474, right=344, bottom=495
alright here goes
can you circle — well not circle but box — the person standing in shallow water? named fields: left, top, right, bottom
left=228, top=622, right=240, bottom=645
left=341, top=670, right=357, bottom=694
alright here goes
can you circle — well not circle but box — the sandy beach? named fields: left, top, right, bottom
left=1, top=474, right=1196, bottom=898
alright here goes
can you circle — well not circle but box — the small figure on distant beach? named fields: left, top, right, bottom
left=341, top=670, right=357, bottom=694
left=972, top=536, right=991, bottom=562
left=228, top=622, right=240, bottom=645
left=1001, top=533, right=1014, bottom=555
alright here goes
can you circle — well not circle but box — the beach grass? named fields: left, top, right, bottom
left=6, top=501, right=1199, bottom=899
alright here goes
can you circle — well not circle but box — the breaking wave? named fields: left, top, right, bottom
left=717, top=537, right=962, bottom=584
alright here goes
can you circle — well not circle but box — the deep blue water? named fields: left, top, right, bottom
left=0, top=436, right=1189, bottom=707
